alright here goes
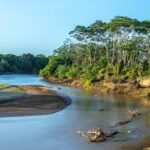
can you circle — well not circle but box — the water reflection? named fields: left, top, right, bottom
left=0, top=74, right=149, bottom=150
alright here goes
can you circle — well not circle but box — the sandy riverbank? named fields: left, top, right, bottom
left=44, top=77, right=150, bottom=101
left=0, top=85, right=71, bottom=117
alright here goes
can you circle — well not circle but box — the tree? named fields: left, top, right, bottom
left=40, top=16, right=150, bottom=84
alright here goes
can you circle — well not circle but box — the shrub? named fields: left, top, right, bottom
left=125, top=68, right=137, bottom=79
left=39, top=66, right=51, bottom=78
left=55, top=65, right=68, bottom=79
left=97, top=68, right=106, bottom=81
left=81, top=66, right=97, bottom=85
left=66, top=67, right=79, bottom=80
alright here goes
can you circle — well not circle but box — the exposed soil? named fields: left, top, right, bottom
left=0, top=85, right=70, bottom=117
left=44, top=77, right=150, bottom=101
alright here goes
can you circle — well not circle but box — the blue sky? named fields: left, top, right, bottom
left=0, top=0, right=149, bottom=55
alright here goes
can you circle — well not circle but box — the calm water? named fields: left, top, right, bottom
left=0, top=74, right=150, bottom=150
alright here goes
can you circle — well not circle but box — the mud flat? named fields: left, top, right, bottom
left=0, top=84, right=71, bottom=117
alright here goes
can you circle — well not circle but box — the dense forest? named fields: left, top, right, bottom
left=0, top=54, right=48, bottom=74
left=40, top=16, right=150, bottom=85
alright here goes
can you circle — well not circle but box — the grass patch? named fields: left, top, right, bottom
left=1, top=87, right=25, bottom=93
left=0, top=84, right=25, bottom=93
left=0, top=84, right=10, bottom=90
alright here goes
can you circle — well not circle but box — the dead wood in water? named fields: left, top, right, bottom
left=77, top=128, right=118, bottom=143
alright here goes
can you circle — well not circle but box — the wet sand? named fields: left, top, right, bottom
left=0, top=85, right=70, bottom=117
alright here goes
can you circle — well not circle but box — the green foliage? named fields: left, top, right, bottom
left=105, top=16, right=140, bottom=32
left=39, top=66, right=51, bottom=78
left=97, top=69, right=106, bottom=81
left=55, top=65, right=68, bottom=79
left=125, top=69, right=136, bottom=79
left=0, top=84, right=10, bottom=90
left=66, top=67, right=79, bottom=80
left=0, top=53, right=48, bottom=74
left=46, top=56, right=64, bottom=75
left=81, top=66, right=97, bottom=85
left=0, top=84, right=25, bottom=93
left=40, top=16, right=150, bottom=84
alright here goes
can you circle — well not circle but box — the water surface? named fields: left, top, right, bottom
left=0, top=74, right=150, bottom=150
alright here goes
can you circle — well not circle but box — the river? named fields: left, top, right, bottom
left=0, top=74, right=150, bottom=150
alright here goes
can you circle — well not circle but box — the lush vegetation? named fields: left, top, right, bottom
left=0, top=54, right=48, bottom=74
left=40, top=16, right=150, bottom=85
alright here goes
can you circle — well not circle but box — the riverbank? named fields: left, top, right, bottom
left=44, top=77, right=150, bottom=100
left=0, top=74, right=150, bottom=150
left=0, top=84, right=70, bottom=117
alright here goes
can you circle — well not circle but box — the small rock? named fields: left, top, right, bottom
left=98, top=108, right=105, bottom=112
left=128, top=109, right=141, bottom=118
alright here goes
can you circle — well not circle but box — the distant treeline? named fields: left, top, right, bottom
left=40, top=16, right=150, bottom=85
left=0, top=54, right=48, bottom=74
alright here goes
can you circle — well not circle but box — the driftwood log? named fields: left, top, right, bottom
left=116, top=118, right=133, bottom=126
left=115, top=109, right=142, bottom=126
left=77, top=128, right=118, bottom=142
left=77, top=109, right=142, bottom=143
